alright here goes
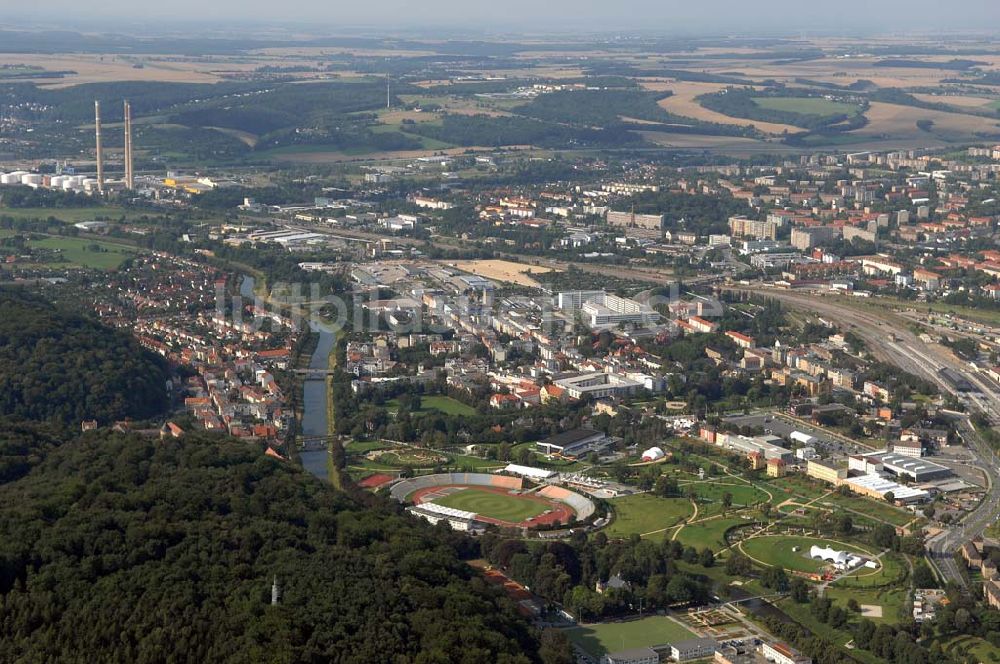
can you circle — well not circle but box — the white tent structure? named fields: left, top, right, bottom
left=810, top=546, right=849, bottom=566
left=641, top=446, right=665, bottom=461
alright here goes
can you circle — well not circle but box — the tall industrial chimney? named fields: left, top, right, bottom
left=94, top=101, right=104, bottom=195
left=123, top=100, right=134, bottom=191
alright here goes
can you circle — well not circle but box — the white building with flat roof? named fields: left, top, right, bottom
left=557, top=291, right=660, bottom=328
left=552, top=372, right=645, bottom=400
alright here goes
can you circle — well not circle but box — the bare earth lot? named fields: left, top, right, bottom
left=446, top=259, right=556, bottom=288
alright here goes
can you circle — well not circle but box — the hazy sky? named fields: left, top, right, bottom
left=6, top=0, right=1000, bottom=33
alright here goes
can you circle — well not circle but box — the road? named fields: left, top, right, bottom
left=728, top=285, right=1000, bottom=586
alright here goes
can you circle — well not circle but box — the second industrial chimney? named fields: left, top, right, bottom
left=94, top=101, right=104, bottom=195
left=123, top=100, right=134, bottom=191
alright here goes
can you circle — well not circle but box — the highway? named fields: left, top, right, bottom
left=728, top=285, right=1000, bottom=586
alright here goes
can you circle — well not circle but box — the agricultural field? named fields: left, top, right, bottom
left=641, top=79, right=800, bottom=134
left=753, top=96, right=860, bottom=117
left=0, top=206, right=132, bottom=223
left=432, top=487, right=548, bottom=522
left=604, top=494, right=694, bottom=540
left=858, top=101, right=1000, bottom=141
left=567, top=615, right=695, bottom=658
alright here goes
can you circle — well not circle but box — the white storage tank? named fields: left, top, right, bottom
left=50, top=176, right=66, bottom=188
left=21, top=174, right=43, bottom=186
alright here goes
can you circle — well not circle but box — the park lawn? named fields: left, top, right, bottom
left=820, top=493, right=913, bottom=527
left=775, top=599, right=885, bottom=664
left=675, top=517, right=751, bottom=550
left=767, top=474, right=833, bottom=501
left=421, top=396, right=477, bottom=415
left=740, top=535, right=873, bottom=573
left=386, top=395, right=476, bottom=416
left=27, top=236, right=135, bottom=269
left=442, top=452, right=507, bottom=470
left=753, top=96, right=859, bottom=117
left=345, top=440, right=391, bottom=453
left=567, top=615, right=695, bottom=658
left=831, top=553, right=906, bottom=589
left=433, top=487, right=547, bottom=521
left=691, top=481, right=770, bottom=507
left=823, top=586, right=908, bottom=624
left=941, top=635, right=1000, bottom=663
left=604, top=494, right=694, bottom=540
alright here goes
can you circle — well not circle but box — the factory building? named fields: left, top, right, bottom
left=866, top=451, right=951, bottom=482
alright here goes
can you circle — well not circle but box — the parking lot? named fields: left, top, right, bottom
left=721, top=411, right=866, bottom=457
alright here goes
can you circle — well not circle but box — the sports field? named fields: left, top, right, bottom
left=740, top=535, right=873, bottom=573
left=567, top=615, right=695, bottom=657
left=433, top=487, right=549, bottom=522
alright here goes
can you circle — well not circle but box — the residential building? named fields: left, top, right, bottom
left=807, top=459, right=847, bottom=484
left=761, top=642, right=812, bottom=664
left=791, top=226, right=839, bottom=251
left=603, top=648, right=659, bottom=664
left=729, top=215, right=782, bottom=240
left=607, top=210, right=664, bottom=230
left=670, top=638, right=719, bottom=662
left=767, top=458, right=786, bottom=478
left=891, top=439, right=924, bottom=458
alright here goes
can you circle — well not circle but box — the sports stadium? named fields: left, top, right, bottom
left=390, top=472, right=596, bottom=531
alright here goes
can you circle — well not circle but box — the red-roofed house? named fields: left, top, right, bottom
left=726, top=330, right=755, bottom=349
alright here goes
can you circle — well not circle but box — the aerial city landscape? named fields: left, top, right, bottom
left=7, top=1, right=1000, bottom=662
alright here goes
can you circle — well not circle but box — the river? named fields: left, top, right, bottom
left=240, top=276, right=332, bottom=482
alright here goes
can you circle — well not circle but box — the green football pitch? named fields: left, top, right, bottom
left=433, top=488, right=548, bottom=522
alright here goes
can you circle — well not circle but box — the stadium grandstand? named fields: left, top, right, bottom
left=407, top=503, right=483, bottom=532
left=390, top=473, right=597, bottom=527
left=389, top=472, right=523, bottom=502
left=538, top=485, right=597, bottom=520
left=502, top=464, right=557, bottom=480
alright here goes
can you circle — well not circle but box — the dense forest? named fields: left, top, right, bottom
left=625, top=189, right=751, bottom=235
left=515, top=89, right=673, bottom=126
left=512, top=88, right=754, bottom=137
left=0, top=290, right=169, bottom=425
left=0, top=430, right=558, bottom=663
left=407, top=113, right=646, bottom=148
